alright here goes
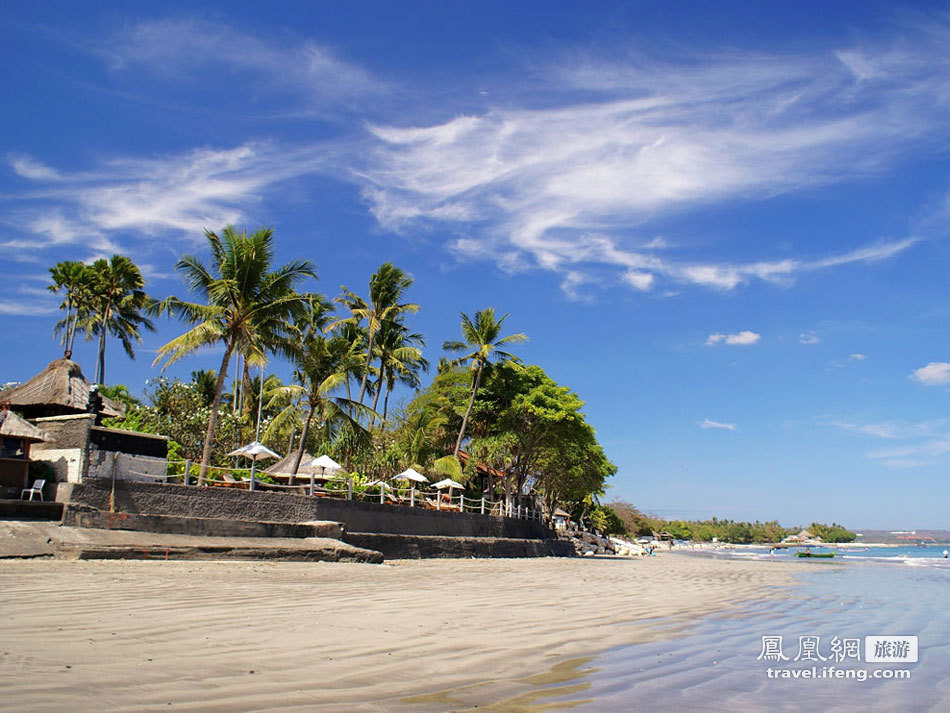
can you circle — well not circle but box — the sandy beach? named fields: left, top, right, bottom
left=0, top=555, right=795, bottom=712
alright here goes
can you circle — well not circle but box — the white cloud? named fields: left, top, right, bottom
left=355, top=25, right=949, bottom=292
left=850, top=353, right=867, bottom=361
left=799, top=331, right=820, bottom=345
left=828, top=417, right=950, bottom=469
left=105, top=19, right=384, bottom=111
left=9, top=156, right=62, bottom=181
left=2, top=143, right=334, bottom=256
left=911, top=362, right=950, bottom=386
left=706, top=330, right=760, bottom=346
left=700, top=419, right=736, bottom=431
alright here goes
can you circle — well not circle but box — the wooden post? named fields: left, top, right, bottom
left=183, top=459, right=191, bottom=486
left=347, top=479, right=353, bottom=500
left=379, top=486, right=384, bottom=504
left=410, top=487, right=415, bottom=507
left=249, top=460, right=256, bottom=491
left=437, top=492, right=441, bottom=510
left=459, top=493, right=464, bottom=512
left=310, top=473, right=316, bottom=497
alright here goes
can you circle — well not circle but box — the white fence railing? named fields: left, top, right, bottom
left=125, top=459, right=547, bottom=522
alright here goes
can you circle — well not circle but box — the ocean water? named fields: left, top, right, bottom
left=537, top=551, right=950, bottom=713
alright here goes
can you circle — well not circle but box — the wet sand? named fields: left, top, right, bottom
left=0, top=555, right=795, bottom=712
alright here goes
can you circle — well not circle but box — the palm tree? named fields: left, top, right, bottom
left=267, top=333, right=370, bottom=477
left=331, top=263, right=419, bottom=407
left=442, top=308, right=527, bottom=457
left=371, top=320, right=428, bottom=424
left=48, top=260, right=91, bottom=357
left=152, top=227, right=315, bottom=484
left=82, top=255, right=155, bottom=385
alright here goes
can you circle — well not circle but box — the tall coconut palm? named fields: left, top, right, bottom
left=371, top=320, right=428, bottom=424
left=48, top=260, right=91, bottom=357
left=82, top=255, right=155, bottom=385
left=267, top=333, right=371, bottom=477
left=152, top=227, right=315, bottom=484
left=442, top=308, right=527, bottom=457
left=331, top=263, right=419, bottom=407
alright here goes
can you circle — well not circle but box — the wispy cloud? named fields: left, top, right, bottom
left=706, top=331, right=760, bottom=346
left=850, top=353, right=867, bottom=361
left=799, top=331, right=820, bottom=345
left=910, top=362, right=950, bottom=386
left=829, top=417, right=950, bottom=469
left=356, top=24, right=949, bottom=296
left=1, top=143, right=336, bottom=258
left=103, top=18, right=385, bottom=114
left=700, top=419, right=736, bottom=431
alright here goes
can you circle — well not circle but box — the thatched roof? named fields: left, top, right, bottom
left=0, top=409, right=51, bottom=442
left=0, top=358, right=125, bottom=420
left=265, top=450, right=323, bottom=477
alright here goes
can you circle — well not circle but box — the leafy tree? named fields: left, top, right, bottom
left=442, top=308, right=527, bottom=457
left=106, top=376, right=244, bottom=464
left=808, top=522, right=857, bottom=543
left=152, top=226, right=315, bottom=484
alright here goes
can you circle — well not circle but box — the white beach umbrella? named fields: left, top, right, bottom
left=299, top=454, right=345, bottom=495
left=227, top=441, right=280, bottom=490
left=432, top=478, right=464, bottom=490
left=364, top=480, right=392, bottom=490
left=227, top=441, right=280, bottom=460
left=393, top=467, right=428, bottom=483
left=306, top=454, right=343, bottom=472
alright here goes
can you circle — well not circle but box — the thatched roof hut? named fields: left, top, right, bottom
left=0, top=358, right=125, bottom=420
left=0, top=409, right=51, bottom=443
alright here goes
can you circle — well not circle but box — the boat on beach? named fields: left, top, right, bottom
left=797, top=546, right=835, bottom=558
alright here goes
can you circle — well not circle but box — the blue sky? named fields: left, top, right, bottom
left=3, top=1, right=950, bottom=529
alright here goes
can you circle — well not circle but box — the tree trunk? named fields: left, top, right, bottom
left=382, top=385, right=391, bottom=423
left=454, top=362, right=483, bottom=457
left=198, top=342, right=234, bottom=485
left=95, top=309, right=108, bottom=384
left=291, top=404, right=315, bottom=477
left=370, top=371, right=384, bottom=426
left=357, top=330, right=375, bottom=406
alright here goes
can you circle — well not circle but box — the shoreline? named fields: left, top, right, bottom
left=0, top=554, right=797, bottom=712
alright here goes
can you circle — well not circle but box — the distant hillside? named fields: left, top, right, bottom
left=855, top=529, right=950, bottom=545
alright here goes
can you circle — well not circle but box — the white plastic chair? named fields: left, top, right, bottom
left=20, top=479, right=45, bottom=501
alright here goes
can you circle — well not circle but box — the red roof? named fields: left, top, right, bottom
left=456, top=450, right=504, bottom=478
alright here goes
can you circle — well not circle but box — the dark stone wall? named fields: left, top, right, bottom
left=61, top=480, right=558, bottom=540
left=89, top=427, right=167, bottom=458
left=344, top=533, right=576, bottom=559
left=314, top=498, right=555, bottom=539
left=33, top=415, right=93, bottom=451
left=62, top=480, right=318, bottom=523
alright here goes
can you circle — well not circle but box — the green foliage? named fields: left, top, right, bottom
left=808, top=522, right=857, bottom=543
left=105, top=376, right=245, bottom=465
left=402, top=360, right=615, bottom=509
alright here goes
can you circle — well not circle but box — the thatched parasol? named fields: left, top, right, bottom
left=0, top=357, right=125, bottom=420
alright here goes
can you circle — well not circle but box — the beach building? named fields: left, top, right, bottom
left=0, top=405, right=51, bottom=494
left=552, top=508, right=572, bottom=531
left=781, top=529, right=823, bottom=544
left=0, top=357, right=167, bottom=485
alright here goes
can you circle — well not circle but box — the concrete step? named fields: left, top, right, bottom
left=62, top=505, right=344, bottom=539
left=0, top=499, right=64, bottom=521
left=344, top=532, right=576, bottom=559
left=0, top=521, right=383, bottom=563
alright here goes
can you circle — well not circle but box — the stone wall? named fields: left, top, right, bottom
left=59, top=480, right=559, bottom=540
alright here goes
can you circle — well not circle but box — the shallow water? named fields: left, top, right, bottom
left=543, top=557, right=950, bottom=713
